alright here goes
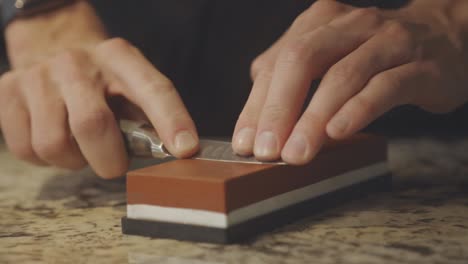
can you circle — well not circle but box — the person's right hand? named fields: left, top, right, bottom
left=0, top=2, right=198, bottom=178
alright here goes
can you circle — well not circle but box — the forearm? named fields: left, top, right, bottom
left=5, top=0, right=108, bottom=68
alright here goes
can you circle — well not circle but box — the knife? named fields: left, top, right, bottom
left=119, top=120, right=286, bottom=165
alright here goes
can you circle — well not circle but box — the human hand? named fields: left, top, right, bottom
left=0, top=2, right=198, bottom=178
left=233, top=0, right=468, bottom=164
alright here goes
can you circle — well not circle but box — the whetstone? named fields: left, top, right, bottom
left=122, top=134, right=391, bottom=244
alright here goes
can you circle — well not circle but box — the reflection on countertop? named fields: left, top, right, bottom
left=0, top=136, right=468, bottom=264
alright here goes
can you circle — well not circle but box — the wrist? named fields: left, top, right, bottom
left=5, top=0, right=108, bottom=68
left=2, top=0, right=77, bottom=28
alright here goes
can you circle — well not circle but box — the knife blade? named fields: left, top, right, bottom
left=120, top=120, right=286, bottom=165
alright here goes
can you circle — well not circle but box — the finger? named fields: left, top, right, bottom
left=308, top=20, right=416, bottom=122
left=108, top=95, right=148, bottom=122
left=0, top=73, right=45, bottom=165
left=282, top=20, right=416, bottom=164
left=327, top=61, right=436, bottom=138
left=233, top=70, right=272, bottom=155
left=22, top=65, right=87, bottom=170
left=237, top=2, right=351, bottom=155
left=51, top=50, right=128, bottom=179
left=94, top=38, right=199, bottom=158
left=254, top=14, right=380, bottom=161
left=250, top=0, right=351, bottom=79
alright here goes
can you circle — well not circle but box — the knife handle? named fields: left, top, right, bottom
left=119, top=120, right=172, bottom=159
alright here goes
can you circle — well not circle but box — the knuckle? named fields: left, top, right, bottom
left=33, top=133, right=69, bottom=160
left=300, top=110, right=327, bottom=127
left=250, top=56, right=272, bottom=78
left=327, top=63, right=355, bottom=84
left=52, top=50, right=86, bottom=68
left=390, top=45, right=415, bottom=64
left=381, top=22, right=416, bottom=63
left=384, top=21, right=412, bottom=44
left=237, top=100, right=263, bottom=125
left=313, top=0, right=346, bottom=14
left=237, top=110, right=257, bottom=127
left=63, top=69, right=89, bottom=86
left=51, top=51, right=93, bottom=83
left=292, top=11, right=311, bottom=27
left=351, top=8, right=382, bottom=26
left=97, top=37, right=134, bottom=53
left=255, top=69, right=274, bottom=85
left=250, top=56, right=274, bottom=83
left=350, top=95, right=376, bottom=115
left=23, top=65, right=48, bottom=85
left=51, top=54, right=101, bottom=89
left=279, top=37, right=311, bottom=65
left=370, top=73, right=402, bottom=91
left=280, top=25, right=331, bottom=67
left=70, top=109, right=113, bottom=136
left=262, top=104, right=293, bottom=123
left=142, top=78, right=176, bottom=96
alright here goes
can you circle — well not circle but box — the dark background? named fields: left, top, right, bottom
left=3, top=0, right=468, bottom=138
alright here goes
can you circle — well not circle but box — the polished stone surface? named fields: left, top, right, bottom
left=1, top=136, right=468, bottom=264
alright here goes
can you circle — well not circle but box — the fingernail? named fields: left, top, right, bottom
left=254, top=131, right=278, bottom=159
left=174, top=131, right=197, bottom=154
left=234, top=127, right=255, bottom=155
left=282, top=134, right=308, bottom=163
left=328, top=114, right=349, bottom=137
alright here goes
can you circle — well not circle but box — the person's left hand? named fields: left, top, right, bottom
left=232, top=0, right=468, bottom=164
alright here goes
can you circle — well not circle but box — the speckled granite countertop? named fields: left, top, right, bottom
left=1, top=136, right=468, bottom=264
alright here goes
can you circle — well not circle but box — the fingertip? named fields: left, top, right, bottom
left=281, top=153, right=310, bottom=166
left=326, top=122, right=345, bottom=140
left=64, top=159, right=88, bottom=171
left=282, top=134, right=303, bottom=163
left=97, top=157, right=130, bottom=179
left=93, top=140, right=130, bottom=179
left=29, top=159, right=49, bottom=167
left=232, top=127, right=255, bottom=156
left=281, top=133, right=319, bottom=165
left=64, top=141, right=90, bottom=170
left=171, top=130, right=199, bottom=158
left=253, top=131, right=281, bottom=161
left=326, top=114, right=351, bottom=140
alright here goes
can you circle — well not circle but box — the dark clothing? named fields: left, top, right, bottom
left=90, top=0, right=467, bottom=137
